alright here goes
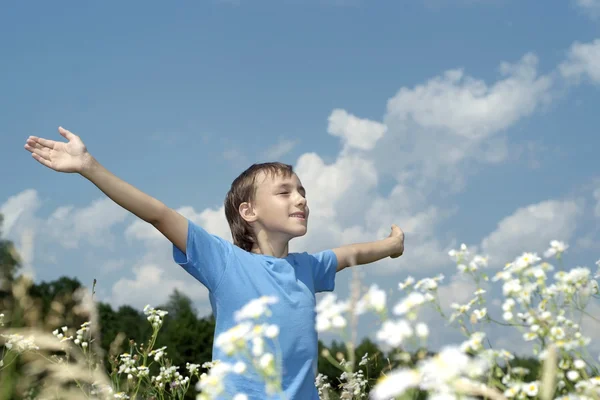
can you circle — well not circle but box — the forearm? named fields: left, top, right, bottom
left=80, top=156, right=165, bottom=224
left=333, top=237, right=399, bottom=271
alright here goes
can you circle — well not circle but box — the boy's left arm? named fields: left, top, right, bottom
left=332, top=224, right=404, bottom=272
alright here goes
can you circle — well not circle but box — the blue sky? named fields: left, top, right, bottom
left=2, top=0, right=600, bottom=353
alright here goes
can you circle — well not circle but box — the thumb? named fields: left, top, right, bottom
left=58, top=126, right=76, bottom=141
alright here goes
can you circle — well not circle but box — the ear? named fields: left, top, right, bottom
left=239, top=202, right=258, bottom=223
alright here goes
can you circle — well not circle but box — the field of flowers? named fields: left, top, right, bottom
left=1, top=240, right=599, bottom=400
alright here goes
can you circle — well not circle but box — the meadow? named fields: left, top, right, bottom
left=1, top=215, right=599, bottom=399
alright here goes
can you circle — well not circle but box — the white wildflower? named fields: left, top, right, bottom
left=416, top=323, right=429, bottom=338
left=399, top=276, right=415, bottom=290
left=472, top=308, right=487, bottom=321
left=371, top=369, right=421, bottom=400
left=567, top=370, right=580, bottom=381
left=316, top=293, right=349, bottom=332
left=376, top=319, right=413, bottom=348
left=233, top=361, right=246, bottom=374
left=544, top=240, right=568, bottom=258
left=356, top=284, right=386, bottom=315
left=234, top=296, right=278, bottom=322
left=393, top=292, right=427, bottom=316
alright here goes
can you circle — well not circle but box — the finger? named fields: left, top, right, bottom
left=28, top=136, right=57, bottom=149
left=25, top=143, right=51, bottom=161
left=30, top=140, right=50, bottom=153
left=58, top=126, right=76, bottom=140
left=31, top=152, right=53, bottom=169
left=25, top=141, right=51, bottom=158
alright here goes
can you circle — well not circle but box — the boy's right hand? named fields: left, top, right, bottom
left=24, top=127, right=91, bottom=174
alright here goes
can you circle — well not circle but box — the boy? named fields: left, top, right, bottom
left=24, top=127, right=404, bottom=399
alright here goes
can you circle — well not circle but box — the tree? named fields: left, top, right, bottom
left=0, top=214, right=21, bottom=297
left=156, top=290, right=215, bottom=370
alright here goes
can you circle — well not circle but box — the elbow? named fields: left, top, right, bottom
left=345, top=247, right=360, bottom=268
left=148, top=201, right=169, bottom=226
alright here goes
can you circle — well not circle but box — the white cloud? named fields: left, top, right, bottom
left=110, top=264, right=208, bottom=310
left=101, top=259, right=127, bottom=274
left=327, top=109, right=387, bottom=151
left=295, top=152, right=378, bottom=222
left=573, top=0, right=600, bottom=18
left=356, top=53, right=554, bottom=191
left=1, top=190, right=131, bottom=280
left=436, top=274, right=479, bottom=313
left=560, top=39, right=600, bottom=84
left=0, top=189, right=40, bottom=236
left=125, top=205, right=232, bottom=246
left=263, top=138, right=298, bottom=160
left=386, top=54, right=551, bottom=140
left=593, top=188, right=600, bottom=217
left=481, top=199, right=583, bottom=266
left=46, top=198, right=129, bottom=249
left=291, top=153, right=451, bottom=274
left=580, top=301, right=600, bottom=354
left=1, top=190, right=41, bottom=278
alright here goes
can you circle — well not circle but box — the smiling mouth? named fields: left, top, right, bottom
left=289, top=213, right=306, bottom=219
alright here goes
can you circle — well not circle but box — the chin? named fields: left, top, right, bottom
left=291, top=226, right=308, bottom=238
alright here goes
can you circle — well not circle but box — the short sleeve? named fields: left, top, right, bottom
left=172, top=219, right=233, bottom=292
left=310, top=250, right=338, bottom=293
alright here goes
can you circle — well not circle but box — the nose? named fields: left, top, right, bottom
left=295, top=192, right=307, bottom=207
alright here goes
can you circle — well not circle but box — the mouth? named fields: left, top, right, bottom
left=289, top=212, right=306, bottom=220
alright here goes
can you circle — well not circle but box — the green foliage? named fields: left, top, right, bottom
left=0, top=214, right=21, bottom=295
left=155, top=290, right=215, bottom=368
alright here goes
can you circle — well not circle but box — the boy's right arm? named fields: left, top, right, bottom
left=24, top=127, right=188, bottom=254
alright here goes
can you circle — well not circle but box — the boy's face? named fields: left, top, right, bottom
left=248, top=171, right=309, bottom=241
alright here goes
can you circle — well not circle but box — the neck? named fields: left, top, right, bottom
left=250, top=229, right=290, bottom=258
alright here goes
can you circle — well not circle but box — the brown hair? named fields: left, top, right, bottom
left=224, top=162, right=294, bottom=252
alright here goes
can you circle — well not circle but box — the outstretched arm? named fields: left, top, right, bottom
left=332, top=225, right=404, bottom=272
left=24, top=127, right=188, bottom=253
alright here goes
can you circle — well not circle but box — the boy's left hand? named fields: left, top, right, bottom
left=388, top=224, right=405, bottom=258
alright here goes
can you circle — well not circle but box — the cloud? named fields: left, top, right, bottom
left=593, top=187, right=600, bottom=217
left=327, top=109, right=387, bottom=152
left=262, top=138, right=298, bottom=160
left=290, top=152, right=452, bottom=274
left=386, top=54, right=551, bottom=140
left=580, top=301, right=600, bottom=354
left=110, top=264, right=209, bottom=310
left=0, top=189, right=40, bottom=236
left=1, top=189, right=135, bottom=282
left=100, top=259, right=127, bottom=274
left=560, top=39, right=600, bottom=84
left=46, top=198, right=129, bottom=249
left=0, top=190, right=41, bottom=278
left=481, top=199, right=584, bottom=266
left=435, top=273, right=479, bottom=313
left=359, top=53, right=554, bottom=190
left=573, top=0, right=600, bottom=18
left=125, top=205, right=232, bottom=246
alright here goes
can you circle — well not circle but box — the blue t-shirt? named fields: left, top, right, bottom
left=172, top=220, right=338, bottom=399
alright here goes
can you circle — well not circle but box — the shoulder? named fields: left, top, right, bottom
left=287, top=251, right=312, bottom=264
left=289, top=250, right=337, bottom=266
